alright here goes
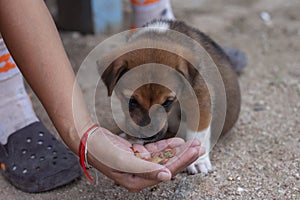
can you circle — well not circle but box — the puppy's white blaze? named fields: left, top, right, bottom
left=169, top=91, right=176, bottom=97
left=122, top=89, right=134, bottom=99
left=128, top=21, right=170, bottom=42
left=186, top=126, right=211, bottom=156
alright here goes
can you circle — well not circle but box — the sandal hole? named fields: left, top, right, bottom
left=36, top=166, right=41, bottom=171
left=21, top=149, right=27, bottom=154
left=12, top=165, right=17, bottom=171
left=47, top=145, right=52, bottom=150
left=26, top=138, right=32, bottom=143
left=53, top=156, right=58, bottom=159
left=37, top=140, right=43, bottom=145
left=38, top=132, right=44, bottom=137
left=30, top=154, right=36, bottom=159
left=22, top=168, right=28, bottom=174
left=52, top=151, right=57, bottom=155
left=63, top=156, right=68, bottom=160
left=39, top=156, right=45, bottom=161
left=52, top=161, right=56, bottom=165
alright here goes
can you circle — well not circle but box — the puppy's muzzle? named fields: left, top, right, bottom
left=140, top=125, right=168, bottom=144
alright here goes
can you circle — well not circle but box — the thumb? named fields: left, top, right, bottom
left=121, top=154, right=172, bottom=181
left=134, top=161, right=172, bottom=182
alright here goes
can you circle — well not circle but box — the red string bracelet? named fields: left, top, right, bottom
left=78, top=123, right=100, bottom=183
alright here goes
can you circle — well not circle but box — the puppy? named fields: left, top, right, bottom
left=100, top=20, right=241, bottom=174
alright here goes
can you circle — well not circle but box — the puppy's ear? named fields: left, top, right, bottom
left=101, top=59, right=128, bottom=96
left=176, top=59, right=198, bottom=86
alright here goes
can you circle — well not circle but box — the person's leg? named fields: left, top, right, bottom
left=0, top=40, right=38, bottom=144
left=131, top=0, right=175, bottom=28
left=0, top=39, right=82, bottom=193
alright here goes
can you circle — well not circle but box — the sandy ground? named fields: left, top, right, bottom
left=1, top=0, right=299, bottom=199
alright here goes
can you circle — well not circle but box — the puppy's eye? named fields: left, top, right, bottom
left=162, top=99, right=174, bottom=108
left=129, top=98, right=139, bottom=108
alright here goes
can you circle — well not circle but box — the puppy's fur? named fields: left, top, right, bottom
left=101, top=20, right=241, bottom=174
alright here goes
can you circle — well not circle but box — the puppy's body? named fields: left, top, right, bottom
left=101, top=20, right=241, bottom=174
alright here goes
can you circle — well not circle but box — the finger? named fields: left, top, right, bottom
left=133, top=165, right=172, bottom=182
left=166, top=143, right=204, bottom=175
left=145, top=137, right=185, bottom=153
left=169, top=148, right=201, bottom=175
left=133, top=139, right=202, bottom=180
left=113, top=172, right=161, bottom=192
left=187, top=139, right=201, bottom=148
left=173, top=140, right=203, bottom=159
left=132, top=143, right=151, bottom=158
left=139, top=138, right=201, bottom=179
left=127, top=143, right=202, bottom=188
left=94, top=161, right=162, bottom=192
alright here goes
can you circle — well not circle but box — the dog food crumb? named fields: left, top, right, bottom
left=131, top=146, right=176, bottom=165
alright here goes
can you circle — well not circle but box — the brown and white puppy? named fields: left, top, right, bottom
left=101, top=20, right=241, bottom=174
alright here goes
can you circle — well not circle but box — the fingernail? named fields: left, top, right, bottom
left=157, top=171, right=171, bottom=181
left=199, top=147, right=206, bottom=155
left=193, top=139, right=201, bottom=146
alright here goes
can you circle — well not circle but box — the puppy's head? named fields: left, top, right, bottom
left=101, top=49, right=198, bottom=143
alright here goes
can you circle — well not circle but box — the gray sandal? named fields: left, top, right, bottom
left=0, top=122, right=82, bottom=193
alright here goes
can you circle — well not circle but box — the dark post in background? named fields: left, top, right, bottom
left=54, top=0, right=122, bottom=34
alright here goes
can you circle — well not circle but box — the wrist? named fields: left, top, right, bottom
left=58, top=117, right=95, bottom=154
left=79, top=123, right=100, bottom=183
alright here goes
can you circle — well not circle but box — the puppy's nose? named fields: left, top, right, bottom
left=138, top=115, right=151, bottom=127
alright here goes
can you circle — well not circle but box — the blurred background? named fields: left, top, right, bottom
left=1, top=0, right=299, bottom=199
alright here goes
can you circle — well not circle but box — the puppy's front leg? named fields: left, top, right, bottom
left=186, top=126, right=212, bottom=174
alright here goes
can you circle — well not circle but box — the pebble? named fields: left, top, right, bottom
left=293, top=173, right=299, bottom=179
left=237, top=187, right=245, bottom=193
left=71, top=31, right=81, bottom=39
left=260, top=12, right=271, bottom=22
left=260, top=11, right=273, bottom=26
left=253, top=103, right=268, bottom=111
left=278, top=189, right=286, bottom=194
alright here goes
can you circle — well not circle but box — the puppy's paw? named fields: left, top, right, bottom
left=186, top=154, right=212, bottom=175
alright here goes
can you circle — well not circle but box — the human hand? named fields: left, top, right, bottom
left=86, top=127, right=204, bottom=192
left=133, top=138, right=204, bottom=176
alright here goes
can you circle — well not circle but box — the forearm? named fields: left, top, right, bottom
left=0, top=0, right=92, bottom=152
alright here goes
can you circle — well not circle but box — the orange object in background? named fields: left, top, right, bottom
left=0, top=53, right=16, bottom=73
left=0, top=162, right=6, bottom=171
left=131, top=0, right=160, bottom=6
